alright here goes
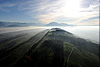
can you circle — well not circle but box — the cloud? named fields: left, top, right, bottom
left=79, top=19, right=99, bottom=25
left=23, top=0, right=99, bottom=25
left=17, top=0, right=64, bottom=23
left=0, top=0, right=99, bottom=25
left=80, top=0, right=99, bottom=8
left=0, top=2, right=17, bottom=12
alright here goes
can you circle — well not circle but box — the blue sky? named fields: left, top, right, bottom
left=0, top=0, right=99, bottom=25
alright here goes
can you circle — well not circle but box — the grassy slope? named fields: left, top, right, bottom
left=15, top=29, right=99, bottom=67
left=0, top=28, right=99, bottom=67
left=0, top=29, right=49, bottom=67
left=47, top=30, right=99, bottom=67
left=64, top=42, right=99, bottom=67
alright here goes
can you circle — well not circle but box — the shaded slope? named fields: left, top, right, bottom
left=0, top=29, right=49, bottom=67
left=19, top=40, right=64, bottom=67
left=47, top=28, right=99, bottom=67
left=0, top=28, right=99, bottom=67
left=47, top=28, right=99, bottom=56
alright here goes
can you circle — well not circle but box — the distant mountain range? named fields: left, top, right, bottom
left=46, top=22, right=70, bottom=26
left=0, top=21, right=44, bottom=27
left=0, top=21, right=98, bottom=27
left=0, top=21, right=76, bottom=27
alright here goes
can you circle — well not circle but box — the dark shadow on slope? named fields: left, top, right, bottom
left=15, top=40, right=64, bottom=67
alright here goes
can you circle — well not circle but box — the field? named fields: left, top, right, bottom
left=0, top=28, right=99, bottom=67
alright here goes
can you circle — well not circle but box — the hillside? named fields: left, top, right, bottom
left=0, top=28, right=99, bottom=67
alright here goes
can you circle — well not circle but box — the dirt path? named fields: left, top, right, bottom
left=67, top=47, right=75, bottom=67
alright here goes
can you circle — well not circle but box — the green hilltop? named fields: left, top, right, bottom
left=0, top=28, right=99, bottom=67
left=15, top=28, right=99, bottom=67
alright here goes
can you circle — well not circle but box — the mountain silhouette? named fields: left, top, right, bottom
left=46, top=22, right=69, bottom=26
left=0, top=21, right=44, bottom=27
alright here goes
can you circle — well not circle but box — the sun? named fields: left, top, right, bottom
left=62, top=0, right=83, bottom=17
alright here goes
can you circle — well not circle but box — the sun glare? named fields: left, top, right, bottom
left=63, top=0, right=82, bottom=17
